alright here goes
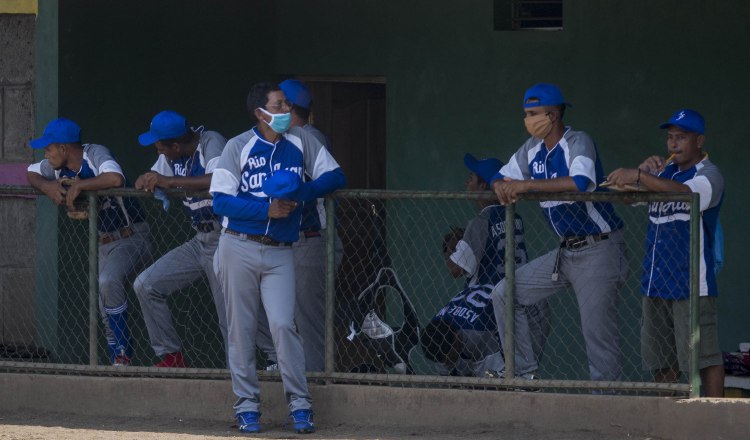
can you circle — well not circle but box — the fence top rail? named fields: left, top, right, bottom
left=331, top=188, right=694, bottom=203
left=1, top=184, right=694, bottom=204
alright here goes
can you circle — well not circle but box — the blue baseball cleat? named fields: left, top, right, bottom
left=236, top=411, right=261, bottom=433
left=289, top=409, right=315, bottom=434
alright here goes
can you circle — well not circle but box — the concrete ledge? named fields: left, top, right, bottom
left=1, top=373, right=748, bottom=439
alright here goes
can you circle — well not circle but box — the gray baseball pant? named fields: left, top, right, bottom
left=134, top=229, right=228, bottom=359
left=215, top=232, right=312, bottom=414
left=492, top=229, right=627, bottom=380
left=99, top=222, right=151, bottom=311
left=257, top=230, right=343, bottom=372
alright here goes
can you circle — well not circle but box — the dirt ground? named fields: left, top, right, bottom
left=0, top=411, right=662, bottom=440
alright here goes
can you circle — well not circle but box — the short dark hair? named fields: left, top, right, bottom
left=292, top=104, right=311, bottom=121
left=421, top=320, right=459, bottom=364
left=246, top=82, right=281, bottom=121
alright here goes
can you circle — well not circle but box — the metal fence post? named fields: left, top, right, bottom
left=325, top=195, right=336, bottom=378
left=504, top=201, right=516, bottom=378
left=87, top=192, right=99, bottom=366
left=689, top=192, right=701, bottom=398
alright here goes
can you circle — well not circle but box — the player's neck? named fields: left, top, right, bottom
left=65, top=149, right=84, bottom=173
left=543, top=125, right=565, bottom=150
left=257, top=123, right=282, bottom=144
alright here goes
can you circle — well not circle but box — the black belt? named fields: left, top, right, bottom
left=224, top=228, right=292, bottom=247
left=552, top=233, right=610, bottom=281
left=303, top=230, right=321, bottom=238
left=560, top=233, right=610, bottom=250
left=194, top=222, right=216, bottom=233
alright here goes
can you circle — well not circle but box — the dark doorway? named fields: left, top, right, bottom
left=299, top=78, right=389, bottom=372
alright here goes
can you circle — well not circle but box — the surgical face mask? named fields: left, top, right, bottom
left=259, top=107, right=292, bottom=133
left=524, top=112, right=553, bottom=139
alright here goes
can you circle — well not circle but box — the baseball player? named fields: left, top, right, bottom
left=133, top=110, right=228, bottom=368
left=256, top=79, right=343, bottom=373
left=491, top=83, right=628, bottom=382
left=27, top=117, right=151, bottom=366
left=209, top=82, right=345, bottom=434
left=421, top=154, right=549, bottom=377
left=607, top=109, right=725, bottom=396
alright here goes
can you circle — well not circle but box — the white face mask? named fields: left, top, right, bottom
left=524, top=112, right=553, bottom=139
left=258, top=107, right=292, bottom=133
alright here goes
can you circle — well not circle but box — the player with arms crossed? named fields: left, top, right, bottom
left=27, top=118, right=150, bottom=366
left=133, top=110, right=228, bottom=368
left=210, top=82, right=345, bottom=434
left=607, top=109, right=724, bottom=396
left=421, top=154, right=549, bottom=378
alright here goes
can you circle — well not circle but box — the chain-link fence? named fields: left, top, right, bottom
left=0, top=185, right=700, bottom=396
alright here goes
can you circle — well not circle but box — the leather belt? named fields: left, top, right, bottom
left=100, top=226, right=135, bottom=245
left=194, top=221, right=217, bottom=233
left=224, top=228, right=292, bottom=247
left=560, top=233, right=610, bottom=250
left=303, top=230, right=321, bottom=238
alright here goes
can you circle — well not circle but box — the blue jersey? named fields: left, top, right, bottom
left=495, top=128, right=623, bottom=237
left=151, top=128, right=226, bottom=227
left=28, top=143, right=145, bottom=233
left=642, top=156, right=724, bottom=300
left=209, top=126, right=345, bottom=243
left=449, top=205, right=527, bottom=286
left=432, top=285, right=496, bottom=332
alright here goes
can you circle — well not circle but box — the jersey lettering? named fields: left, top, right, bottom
left=247, top=156, right=267, bottom=170
left=532, top=161, right=545, bottom=175
left=240, top=170, right=267, bottom=192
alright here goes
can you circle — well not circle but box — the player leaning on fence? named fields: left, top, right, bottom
left=607, top=109, right=725, bottom=397
left=491, top=83, right=628, bottom=382
left=26, top=118, right=151, bottom=366
left=209, top=82, right=345, bottom=434
left=133, top=110, right=229, bottom=368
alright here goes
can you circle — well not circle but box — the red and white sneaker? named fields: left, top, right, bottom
left=112, top=354, right=131, bottom=367
left=154, top=351, right=187, bottom=368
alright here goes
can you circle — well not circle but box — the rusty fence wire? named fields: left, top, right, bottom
left=0, top=185, right=699, bottom=396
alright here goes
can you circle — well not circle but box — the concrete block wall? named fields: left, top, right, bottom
left=0, top=12, right=37, bottom=347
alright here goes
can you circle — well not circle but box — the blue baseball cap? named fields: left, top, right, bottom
left=30, top=118, right=81, bottom=149
left=464, top=153, right=504, bottom=185
left=279, top=79, right=312, bottom=109
left=262, top=169, right=302, bottom=199
left=138, top=110, right=188, bottom=146
left=659, top=109, right=705, bottom=134
left=523, top=83, right=572, bottom=109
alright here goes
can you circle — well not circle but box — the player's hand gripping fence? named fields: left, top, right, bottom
left=0, top=185, right=701, bottom=396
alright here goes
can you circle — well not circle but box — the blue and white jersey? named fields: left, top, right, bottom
left=28, top=143, right=145, bottom=233
left=299, top=124, right=332, bottom=232
left=495, top=128, right=623, bottom=237
left=642, top=156, right=724, bottom=300
left=150, top=128, right=226, bottom=227
left=449, top=205, right=527, bottom=286
left=209, top=125, right=345, bottom=243
left=432, top=285, right=496, bottom=332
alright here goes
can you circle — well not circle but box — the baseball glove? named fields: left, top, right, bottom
left=59, top=176, right=89, bottom=220
left=442, top=226, right=464, bottom=255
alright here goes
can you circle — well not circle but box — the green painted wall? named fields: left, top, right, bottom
left=51, top=0, right=750, bottom=370
left=273, top=0, right=750, bottom=354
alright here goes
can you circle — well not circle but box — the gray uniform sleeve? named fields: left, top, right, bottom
left=209, top=134, right=246, bottom=196
left=28, top=160, right=57, bottom=180
left=85, top=144, right=124, bottom=177
left=462, top=216, right=489, bottom=267
left=688, top=160, right=724, bottom=211
left=200, top=130, right=228, bottom=173
left=288, top=126, right=341, bottom=180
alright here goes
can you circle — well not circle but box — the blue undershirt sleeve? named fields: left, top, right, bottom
left=212, top=192, right=270, bottom=221
left=295, top=168, right=346, bottom=202
left=571, top=175, right=592, bottom=192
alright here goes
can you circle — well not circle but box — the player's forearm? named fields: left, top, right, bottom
left=212, top=192, right=270, bottom=221
left=162, top=174, right=213, bottom=190
left=73, top=172, right=124, bottom=190
left=26, top=171, right=50, bottom=191
left=526, top=176, right=579, bottom=193
left=638, top=171, right=690, bottom=193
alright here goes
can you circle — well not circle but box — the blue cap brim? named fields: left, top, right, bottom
left=138, top=131, right=159, bottom=146
left=29, top=136, right=52, bottom=149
